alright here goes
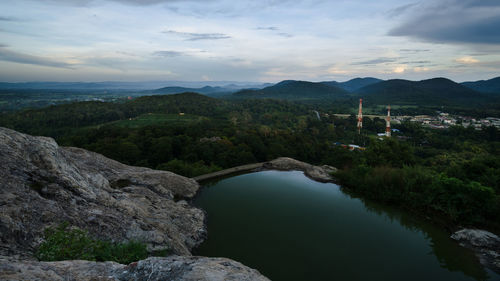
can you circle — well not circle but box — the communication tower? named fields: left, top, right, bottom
left=385, top=105, right=391, bottom=137
left=357, top=99, right=363, bottom=134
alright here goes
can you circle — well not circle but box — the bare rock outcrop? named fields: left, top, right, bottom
left=451, top=229, right=500, bottom=273
left=0, top=127, right=205, bottom=258
left=263, top=157, right=337, bottom=182
left=0, top=256, right=270, bottom=281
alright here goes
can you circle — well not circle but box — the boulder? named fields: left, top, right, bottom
left=264, top=157, right=337, bottom=182
left=451, top=229, right=500, bottom=273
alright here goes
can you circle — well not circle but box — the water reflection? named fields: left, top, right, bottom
left=194, top=170, right=498, bottom=281
left=358, top=197, right=489, bottom=281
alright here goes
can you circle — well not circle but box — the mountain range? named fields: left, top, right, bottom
left=233, top=80, right=350, bottom=100
left=461, top=77, right=500, bottom=95
left=231, top=77, right=500, bottom=106
left=1, top=77, right=499, bottom=106
left=0, top=81, right=271, bottom=91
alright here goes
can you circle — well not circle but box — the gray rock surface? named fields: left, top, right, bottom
left=0, top=127, right=205, bottom=257
left=263, top=157, right=337, bottom=182
left=0, top=256, right=270, bottom=281
left=451, top=229, right=500, bottom=273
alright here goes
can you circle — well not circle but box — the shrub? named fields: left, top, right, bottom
left=36, top=222, right=148, bottom=264
left=336, top=165, right=499, bottom=224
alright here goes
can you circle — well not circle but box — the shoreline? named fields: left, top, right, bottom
left=191, top=158, right=500, bottom=274
left=192, top=162, right=265, bottom=182
left=192, top=157, right=337, bottom=183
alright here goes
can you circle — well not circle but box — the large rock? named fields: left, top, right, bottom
left=0, top=127, right=205, bottom=258
left=263, top=157, right=337, bottom=182
left=0, top=256, right=270, bottom=281
left=451, top=229, right=500, bottom=273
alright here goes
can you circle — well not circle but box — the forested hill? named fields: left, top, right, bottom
left=232, top=80, right=349, bottom=100
left=461, top=77, right=500, bottom=94
left=149, top=86, right=232, bottom=97
left=354, top=78, right=487, bottom=105
left=0, top=92, right=227, bottom=136
left=229, top=77, right=499, bottom=107
left=321, top=77, right=383, bottom=92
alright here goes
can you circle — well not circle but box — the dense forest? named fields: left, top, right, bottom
left=0, top=92, right=499, bottom=230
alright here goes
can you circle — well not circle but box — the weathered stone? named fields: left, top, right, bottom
left=114, top=256, right=270, bottom=281
left=0, top=127, right=205, bottom=257
left=0, top=256, right=270, bottom=281
left=451, top=229, right=500, bottom=273
left=263, top=157, right=337, bottom=182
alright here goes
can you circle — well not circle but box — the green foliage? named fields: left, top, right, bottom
left=337, top=165, right=499, bottom=224
left=157, top=159, right=222, bottom=177
left=35, top=223, right=148, bottom=264
left=1, top=92, right=499, bottom=228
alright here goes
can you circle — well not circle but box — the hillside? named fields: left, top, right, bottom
left=150, top=86, right=232, bottom=97
left=232, top=80, right=349, bottom=100
left=321, top=77, right=383, bottom=92
left=461, top=77, right=500, bottom=94
left=355, top=78, right=485, bottom=105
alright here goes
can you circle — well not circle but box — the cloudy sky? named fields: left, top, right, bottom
left=0, top=0, right=499, bottom=82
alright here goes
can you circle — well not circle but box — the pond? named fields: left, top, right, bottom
left=193, top=170, right=500, bottom=281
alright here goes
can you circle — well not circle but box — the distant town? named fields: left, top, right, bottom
left=333, top=112, right=500, bottom=130
left=394, top=112, right=500, bottom=130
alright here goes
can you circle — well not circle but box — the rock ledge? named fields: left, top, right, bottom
left=451, top=228, right=500, bottom=273
left=0, top=256, right=270, bottom=281
left=263, top=157, right=337, bottom=182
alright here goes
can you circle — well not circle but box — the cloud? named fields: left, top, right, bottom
left=277, top=32, right=293, bottom=38
left=392, top=65, right=406, bottom=73
left=351, top=57, right=398, bottom=65
left=255, top=26, right=292, bottom=38
left=386, top=2, right=419, bottom=18
left=455, top=56, right=479, bottom=64
left=0, top=16, right=17, bottom=21
left=256, top=26, right=278, bottom=31
left=400, top=60, right=431, bottom=64
left=413, top=66, right=429, bottom=72
left=399, top=49, right=430, bottom=53
left=162, top=30, right=231, bottom=41
left=0, top=47, right=74, bottom=69
left=152, top=50, right=185, bottom=57
left=389, top=0, right=500, bottom=44
left=38, top=0, right=199, bottom=6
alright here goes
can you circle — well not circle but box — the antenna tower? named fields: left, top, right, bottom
left=357, top=99, right=363, bottom=134
left=385, top=105, right=391, bottom=137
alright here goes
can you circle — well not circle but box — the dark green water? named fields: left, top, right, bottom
left=193, top=170, right=500, bottom=281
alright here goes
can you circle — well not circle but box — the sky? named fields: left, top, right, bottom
left=0, top=0, right=499, bottom=83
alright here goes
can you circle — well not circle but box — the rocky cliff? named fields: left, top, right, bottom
left=0, top=127, right=204, bottom=258
left=0, top=127, right=269, bottom=280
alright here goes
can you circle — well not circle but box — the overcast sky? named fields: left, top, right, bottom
left=0, top=0, right=499, bottom=82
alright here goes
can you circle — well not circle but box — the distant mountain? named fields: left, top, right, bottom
left=151, top=86, right=227, bottom=95
left=149, top=84, right=275, bottom=97
left=461, top=77, right=500, bottom=94
left=321, top=77, right=383, bottom=92
left=0, top=81, right=271, bottom=91
left=232, top=80, right=349, bottom=100
left=355, top=78, right=484, bottom=105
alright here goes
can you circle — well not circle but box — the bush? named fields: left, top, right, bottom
left=156, top=159, right=221, bottom=177
left=35, top=222, right=148, bottom=264
left=336, top=165, right=499, bottom=224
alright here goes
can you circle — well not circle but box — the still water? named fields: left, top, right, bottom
left=193, top=170, right=499, bottom=281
